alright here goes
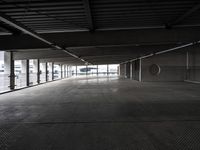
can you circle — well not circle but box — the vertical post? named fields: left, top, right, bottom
left=37, top=59, right=40, bottom=84
left=64, top=65, right=66, bottom=78
left=75, top=66, right=77, bottom=76
left=107, top=64, right=109, bottom=76
left=52, top=62, right=54, bottom=81
left=26, top=59, right=30, bottom=86
left=86, top=65, right=88, bottom=76
left=66, top=65, right=69, bottom=77
left=45, top=62, right=48, bottom=82
left=97, top=65, right=98, bottom=76
left=10, top=52, right=15, bottom=90
left=139, top=58, right=142, bottom=82
left=124, top=64, right=127, bottom=78
left=61, top=64, right=63, bottom=79
left=130, top=62, right=132, bottom=79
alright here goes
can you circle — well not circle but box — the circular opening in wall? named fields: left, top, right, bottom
left=149, top=64, right=161, bottom=75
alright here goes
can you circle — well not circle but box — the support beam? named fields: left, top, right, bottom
left=168, top=3, right=200, bottom=27
left=2, top=27, right=200, bottom=50
left=83, top=0, right=95, bottom=31
left=0, top=22, right=21, bottom=35
left=0, top=12, right=89, bottom=64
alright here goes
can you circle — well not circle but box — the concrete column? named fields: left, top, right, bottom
left=5, top=52, right=15, bottom=90
left=139, top=58, right=142, bottom=82
left=52, top=62, right=54, bottom=81
left=76, top=66, right=77, bottom=76
left=61, top=64, right=63, bottom=79
left=119, top=64, right=125, bottom=78
left=126, top=62, right=131, bottom=78
left=86, top=65, right=88, bottom=76
left=130, top=62, right=133, bottom=79
left=37, top=59, right=40, bottom=84
left=107, top=64, right=109, bottom=76
left=45, top=62, right=48, bottom=82
left=97, top=65, right=99, bottom=76
left=26, top=60, right=29, bottom=86
left=66, top=65, right=69, bottom=77
left=64, top=65, right=66, bottom=78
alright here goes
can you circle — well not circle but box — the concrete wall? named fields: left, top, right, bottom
left=132, top=60, right=141, bottom=81
left=187, top=46, right=200, bottom=82
left=141, top=51, right=187, bottom=82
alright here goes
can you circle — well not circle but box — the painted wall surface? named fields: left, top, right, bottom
left=141, top=51, right=186, bottom=82
left=188, top=46, right=200, bottom=81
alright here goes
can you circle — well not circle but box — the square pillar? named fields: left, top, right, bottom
left=126, top=62, right=131, bottom=78
left=61, top=64, right=63, bottom=79
left=45, top=62, right=48, bottom=82
left=52, top=62, right=54, bottom=81
left=26, top=60, right=30, bottom=86
left=5, top=52, right=15, bottom=90
left=37, top=59, right=40, bottom=84
left=107, top=64, right=109, bottom=76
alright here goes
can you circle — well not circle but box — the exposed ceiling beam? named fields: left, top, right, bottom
left=0, top=12, right=90, bottom=64
left=1, top=26, right=200, bottom=50
left=168, top=3, right=200, bottom=27
left=0, top=21, right=21, bottom=35
left=83, top=0, right=95, bottom=31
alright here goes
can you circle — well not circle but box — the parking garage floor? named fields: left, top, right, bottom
left=0, top=76, right=200, bottom=150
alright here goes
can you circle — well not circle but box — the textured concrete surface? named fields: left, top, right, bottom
left=0, top=76, right=200, bottom=149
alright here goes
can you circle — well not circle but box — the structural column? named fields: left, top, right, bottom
left=37, top=59, right=40, bottom=84
left=61, top=64, right=63, bottom=79
left=86, top=65, right=88, bottom=76
left=126, top=62, right=131, bottom=78
left=5, top=52, right=15, bottom=90
left=52, top=62, right=54, bottom=81
left=26, top=59, right=30, bottom=86
left=64, top=65, right=66, bottom=78
left=130, top=62, right=133, bottom=79
left=45, top=62, right=48, bottom=82
left=66, top=65, right=69, bottom=77
left=119, top=64, right=125, bottom=78
left=97, top=65, right=99, bottom=76
left=139, top=58, right=142, bottom=82
left=76, top=66, right=77, bottom=76
left=107, top=64, right=109, bottom=76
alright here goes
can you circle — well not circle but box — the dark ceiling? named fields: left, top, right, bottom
left=0, top=0, right=200, bottom=65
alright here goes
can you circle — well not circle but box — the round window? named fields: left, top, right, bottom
left=149, top=64, right=161, bottom=75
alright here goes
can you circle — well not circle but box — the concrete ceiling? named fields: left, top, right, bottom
left=0, top=0, right=200, bottom=65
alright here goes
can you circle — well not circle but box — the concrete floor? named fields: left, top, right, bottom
left=0, top=76, right=200, bottom=150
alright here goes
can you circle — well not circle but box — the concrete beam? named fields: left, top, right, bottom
left=1, top=27, right=200, bottom=50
